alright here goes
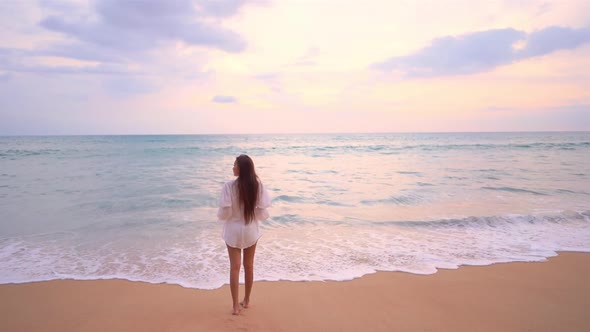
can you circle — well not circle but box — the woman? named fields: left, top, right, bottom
left=217, top=154, right=271, bottom=315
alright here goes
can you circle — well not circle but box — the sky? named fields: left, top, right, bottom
left=0, top=0, right=589, bottom=135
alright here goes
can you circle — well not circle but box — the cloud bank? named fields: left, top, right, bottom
left=39, top=0, right=250, bottom=62
left=0, top=1, right=257, bottom=98
left=373, top=25, right=590, bottom=77
left=1, top=0, right=254, bottom=78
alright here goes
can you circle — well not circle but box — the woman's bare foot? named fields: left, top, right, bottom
left=232, top=305, right=241, bottom=315
left=240, top=300, right=250, bottom=308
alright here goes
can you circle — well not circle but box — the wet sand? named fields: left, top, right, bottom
left=1, top=252, right=589, bottom=332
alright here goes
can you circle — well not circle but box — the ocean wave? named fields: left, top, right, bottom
left=2, top=210, right=589, bottom=290
left=396, top=142, right=590, bottom=151
left=268, top=142, right=590, bottom=155
left=397, top=171, right=422, bottom=175
left=384, top=210, right=590, bottom=229
left=70, top=194, right=218, bottom=215
left=304, top=141, right=590, bottom=154
left=556, top=189, right=577, bottom=194
left=361, top=193, right=426, bottom=205
left=0, top=149, right=62, bottom=157
left=4, top=142, right=587, bottom=160
left=271, top=195, right=348, bottom=206
left=286, top=169, right=316, bottom=175
left=272, top=195, right=310, bottom=203
left=481, top=186, right=548, bottom=196
left=268, top=214, right=302, bottom=223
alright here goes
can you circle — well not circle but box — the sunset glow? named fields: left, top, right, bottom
left=1, top=0, right=589, bottom=134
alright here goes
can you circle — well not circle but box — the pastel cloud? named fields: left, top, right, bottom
left=0, top=1, right=258, bottom=99
left=522, top=26, right=590, bottom=57
left=373, top=25, right=590, bottom=77
left=212, top=95, right=238, bottom=103
left=1, top=0, right=253, bottom=78
left=195, top=0, right=257, bottom=17
left=38, top=0, right=248, bottom=65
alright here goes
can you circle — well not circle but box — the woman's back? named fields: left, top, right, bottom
left=218, top=179, right=271, bottom=249
left=218, top=179, right=271, bottom=223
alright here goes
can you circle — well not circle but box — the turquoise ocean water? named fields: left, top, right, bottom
left=1, top=132, right=589, bottom=289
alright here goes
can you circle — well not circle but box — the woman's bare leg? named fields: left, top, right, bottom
left=241, top=242, right=257, bottom=308
left=226, top=244, right=242, bottom=315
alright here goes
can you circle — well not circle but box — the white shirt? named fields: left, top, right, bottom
left=217, top=180, right=271, bottom=249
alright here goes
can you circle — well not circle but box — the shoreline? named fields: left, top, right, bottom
left=1, top=249, right=587, bottom=290
left=1, top=251, right=590, bottom=331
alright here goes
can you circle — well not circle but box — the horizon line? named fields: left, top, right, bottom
left=1, top=130, right=589, bottom=137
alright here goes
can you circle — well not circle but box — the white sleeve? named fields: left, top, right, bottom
left=257, top=183, right=272, bottom=208
left=255, top=183, right=272, bottom=221
left=217, top=182, right=232, bottom=221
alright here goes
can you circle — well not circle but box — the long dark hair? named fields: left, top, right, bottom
left=235, top=154, right=259, bottom=224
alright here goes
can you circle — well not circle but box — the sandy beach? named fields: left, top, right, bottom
left=1, top=251, right=589, bottom=332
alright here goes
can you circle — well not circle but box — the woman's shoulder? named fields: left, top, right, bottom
left=257, top=179, right=269, bottom=193
left=257, top=178, right=268, bottom=191
left=223, top=179, right=236, bottom=188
